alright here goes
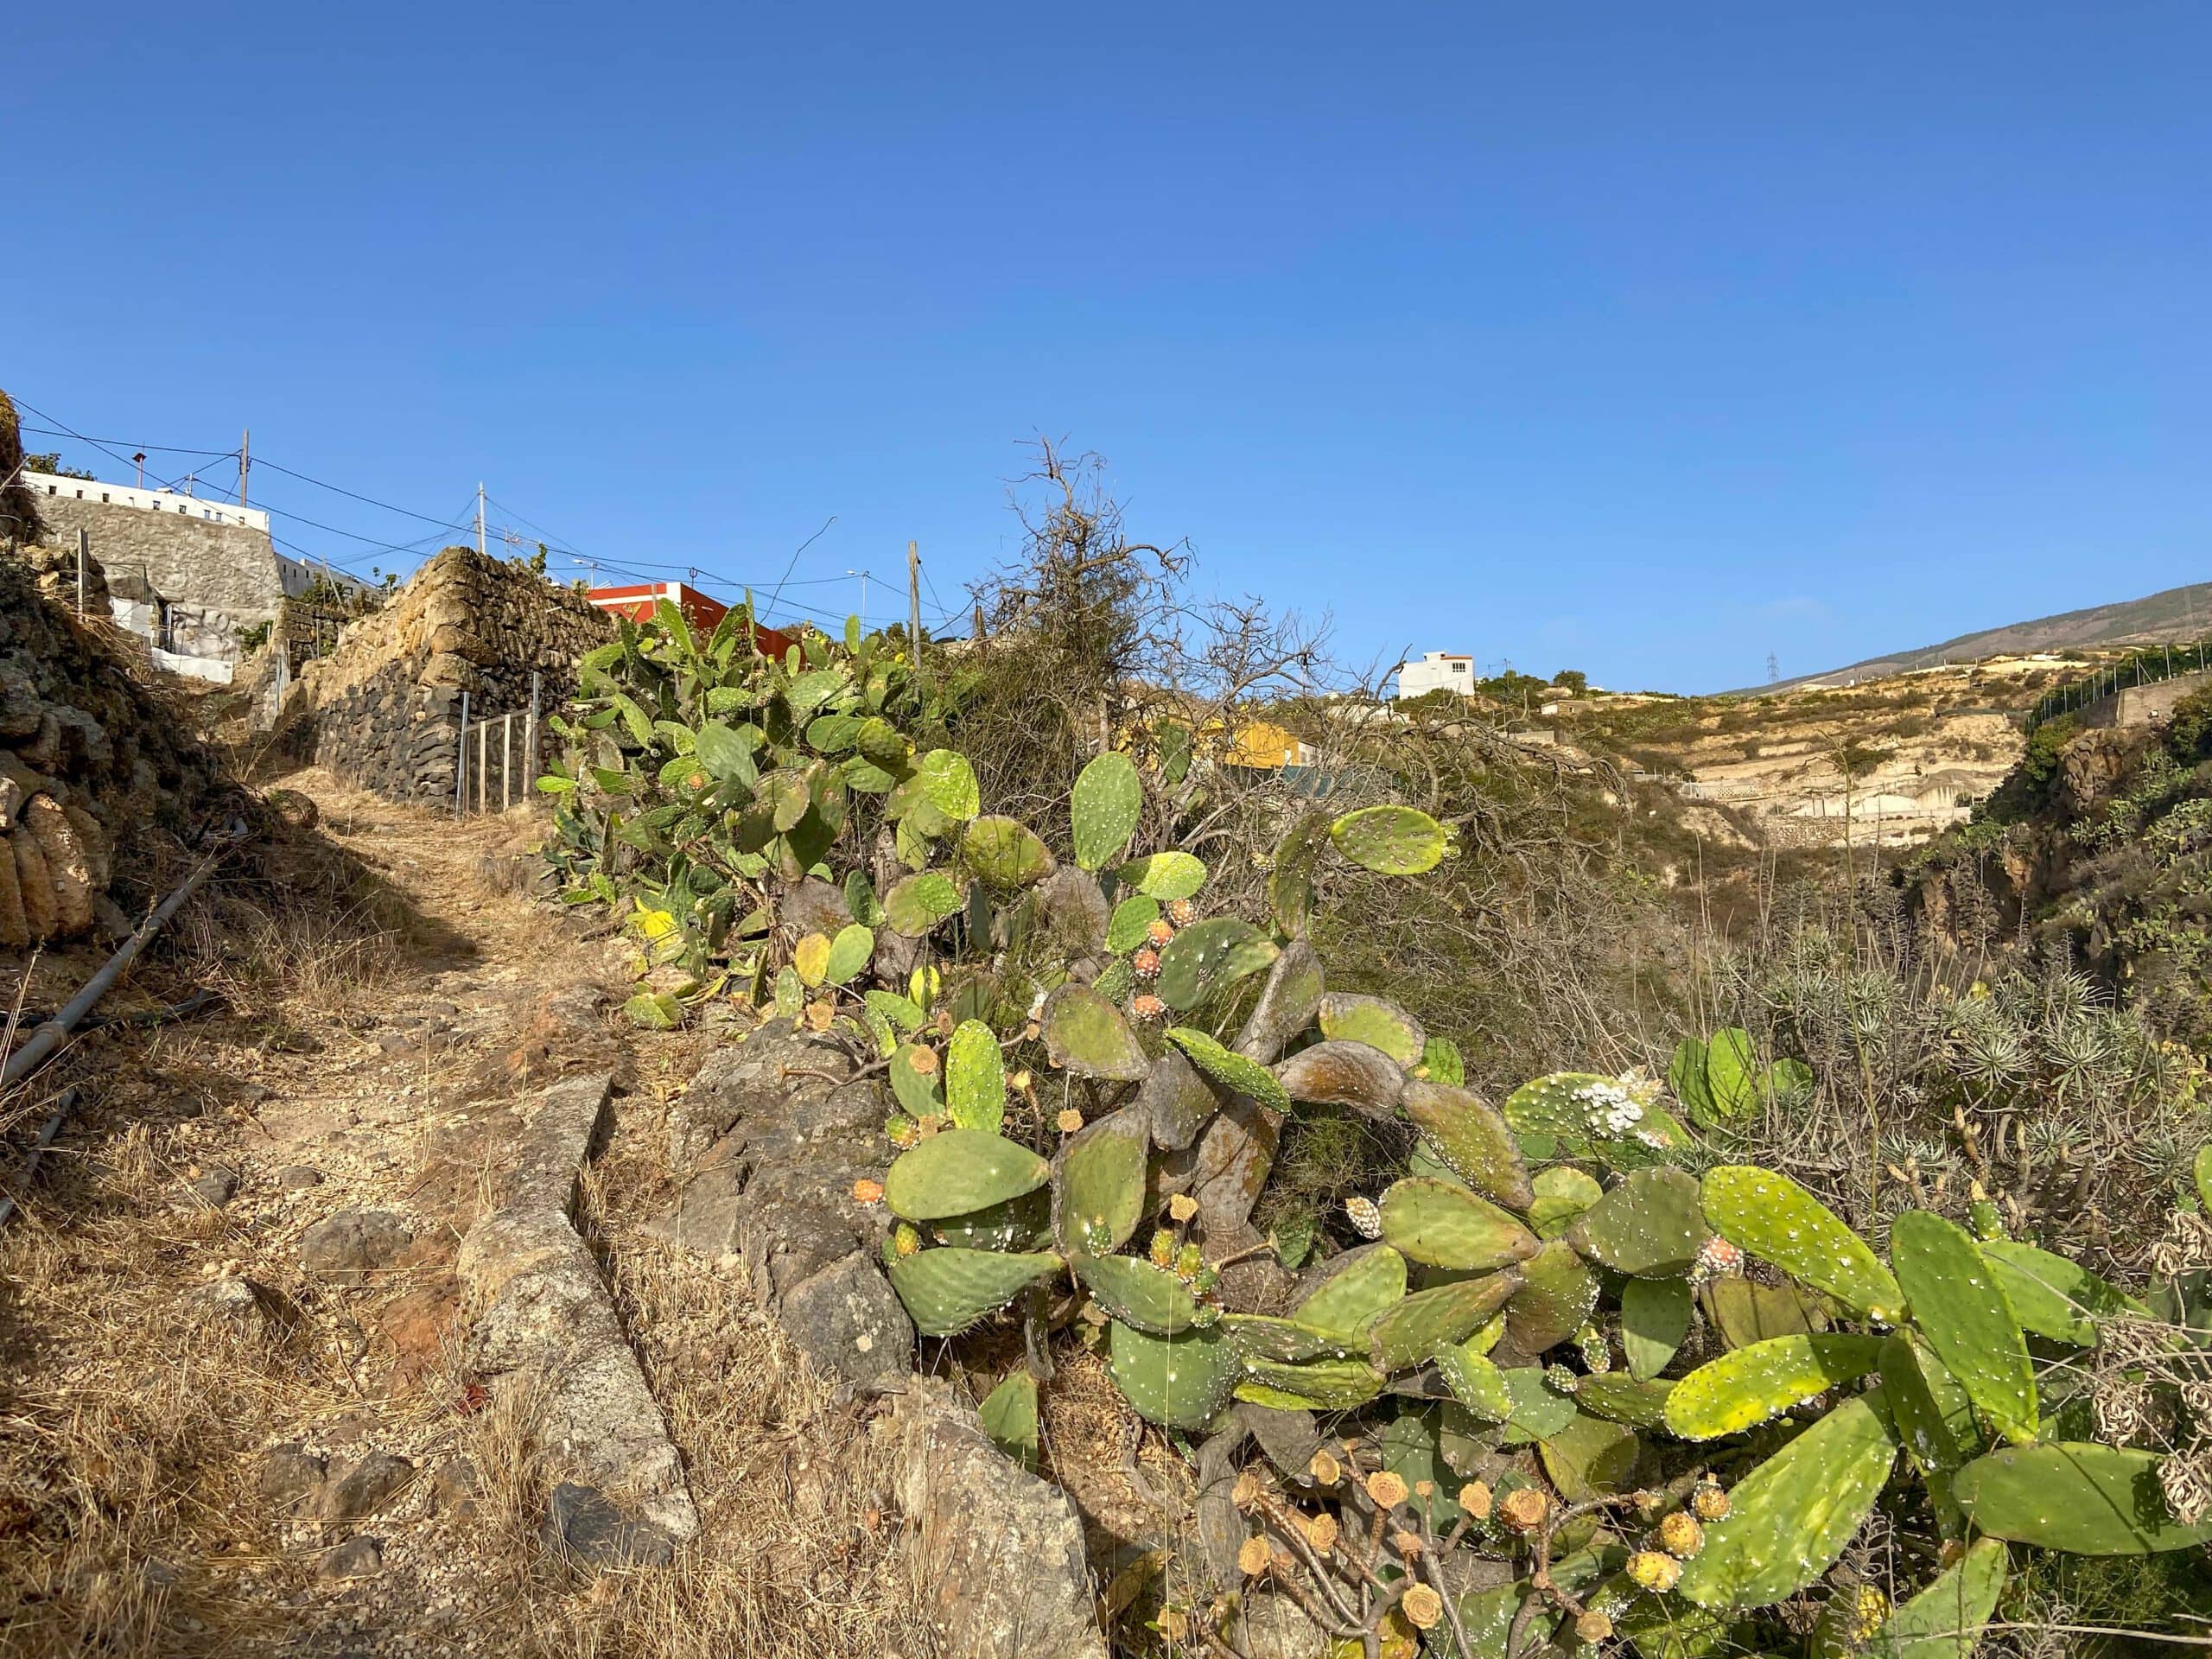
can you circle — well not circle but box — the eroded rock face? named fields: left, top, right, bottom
left=650, top=1026, right=912, bottom=1385
left=299, top=1208, right=415, bottom=1287
left=892, top=1378, right=1108, bottom=1659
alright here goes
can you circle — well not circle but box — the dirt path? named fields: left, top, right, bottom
left=0, top=769, right=932, bottom=1659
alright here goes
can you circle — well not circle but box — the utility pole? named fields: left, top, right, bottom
left=906, top=540, right=924, bottom=664
left=476, top=483, right=486, bottom=558
left=238, top=429, right=250, bottom=507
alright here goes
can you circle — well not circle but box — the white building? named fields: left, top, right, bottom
left=1395, top=651, right=1475, bottom=701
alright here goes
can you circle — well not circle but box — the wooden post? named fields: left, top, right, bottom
left=526, top=671, right=541, bottom=795
left=456, top=692, right=470, bottom=815
left=478, top=715, right=488, bottom=813
left=502, top=714, right=513, bottom=812
left=907, top=539, right=924, bottom=671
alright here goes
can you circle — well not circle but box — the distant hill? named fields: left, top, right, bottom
left=1766, top=580, right=2212, bottom=691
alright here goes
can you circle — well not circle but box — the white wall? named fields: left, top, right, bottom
left=1396, top=652, right=1476, bottom=700
left=25, top=470, right=270, bottom=533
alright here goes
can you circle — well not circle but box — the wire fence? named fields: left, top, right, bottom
left=455, top=677, right=543, bottom=817
left=2024, top=639, right=2212, bottom=734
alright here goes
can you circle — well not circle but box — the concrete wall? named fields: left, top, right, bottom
left=33, top=487, right=288, bottom=659
left=2076, top=669, right=2212, bottom=732
left=285, top=547, right=615, bottom=806
left=1397, top=652, right=1475, bottom=700
left=23, top=470, right=270, bottom=532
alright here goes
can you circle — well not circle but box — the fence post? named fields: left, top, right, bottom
left=526, top=671, right=542, bottom=797
left=478, top=715, right=488, bottom=813
left=455, top=691, right=471, bottom=815
left=502, top=714, right=513, bottom=812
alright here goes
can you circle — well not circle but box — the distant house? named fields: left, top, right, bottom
left=1396, top=652, right=1474, bottom=700
left=26, top=468, right=366, bottom=680
left=586, top=580, right=798, bottom=658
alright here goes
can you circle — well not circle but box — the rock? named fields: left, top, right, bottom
left=317, top=1452, right=415, bottom=1523
left=779, top=878, right=853, bottom=938
left=190, top=1166, right=238, bottom=1207
left=1237, top=1592, right=1331, bottom=1659
left=257, top=1446, right=327, bottom=1510
left=317, top=1536, right=383, bottom=1581
left=299, top=1208, right=413, bottom=1285
left=543, top=1482, right=676, bottom=1569
left=186, top=1275, right=271, bottom=1336
left=892, top=1378, right=1107, bottom=1659
left=276, top=1165, right=323, bottom=1191
left=429, top=1456, right=480, bottom=1519
left=264, top=788, right=320, bottom=830
left=779, top=1251, right=914, bottom=1386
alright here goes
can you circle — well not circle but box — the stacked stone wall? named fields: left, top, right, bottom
left=288, top=548, right=613, bottom=807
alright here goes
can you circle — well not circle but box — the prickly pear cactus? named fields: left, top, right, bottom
left=1663, top=1335, right=1887, bottom=1440
left=1890, top=1211, right=2037, bottom=1446
left=1378, top=1178, right=1540, bottom=1271
left=888, top=1248, right=1064, bottom=1337
left=1954, top=1443, right=2212, bottom=1554
left=1069, top=750, right=1142, bottom=871
left=1700, top=1166, right=1904, bottom=1321
left=885, top=1128, right=1049, bottom=1220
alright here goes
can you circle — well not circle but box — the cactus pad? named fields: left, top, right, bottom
left=1675, top=1392, right=1899, bottom=1610
left=1076, top=1252, right=1202, bottom=1334
left=1503, top=1241, right=1600, bottom=1354
left=1700, top=1166, right=1904, bottom=1322
left=1981, top=1237, right=2141, bottom=1345
left=1401, top=1080, right=1534, bottom=1210
left=1135, top=1048, right=1217, bottom=1153
left=1105, top=894, right=1160, bottom=953
left=1292, top=1243, right=1408, bottom=1336
left=822, top=923, right=874, bottom=986
left=1874, top=1537, right=2005, bottom=1658
left=913, top=748, right=980, bottom=820
left=1573, top=1373, right=1675, bottom=1428
left=884, top=1128, right=1049, bottom=1221
left=1663, top=1334, right=1886, bottom=1440
left=1378, top=1177, right=1541, bottom=1271
left=1219, top=1314, right=1363, bottom=1363
left=978, top=1371, right=1039, bottom=1472
left=1891, top=1210, right=2037, bottom=1446
left=1313, top=993, right=1427, bottom=1066
left=1621, top=1275, right=1694, bottom=1381
left=1274, top=1040, right=1407, bottom=1112
left=1055, top=1108, right=1149, bottom=1255
left=1369, top=1269, right=1524, bottom=1372
left=1503, top=1071, right=1693, bottom=1164
left=928, top=1188, right=1051, bottom=1251
left=962, top=816, right=1055, bottom=889
left=883, top=871, right=963, bottom=937
left=1329, top=804, right=1449, bottom=874
left=1231, top=941, right=1326, bottom=1064
left=1236, top=1355, right=1387, bottom=1411
left=1528, top=1166, right=1604, bottom=1238
left=888, top=1247, right=1063, bottom=1336
left=1435, top=1344, right=1517, bottom=1420
left=1704, top=1277, right=1821, bottom=1348
left=1879, top=1331, right=1980, bottom=1475
left=1156, top=918, right=1280, bottom=1011
left=1538, top=1412, right=1641, bottom=1502
left=1955, top=1442, right=2212, bottom=1554
left=1116, top=850, right=1207, bottom=901
left=944, top=1020, right=1007, bottom=1133
left=1069, top=750, right=1143, bottom=871
left=1109, top=1319, right=1236, bottom=1430
left=1166, top=1027, right=1292, bottom=1114
left=889, top=1042, right=944, bottom=1119
left=1040, top=985, right=1152, bottom=1082
left=1569, top=1167, right=1710, bottom=1277
left=1493, top=1365, right=1581, bottom=1444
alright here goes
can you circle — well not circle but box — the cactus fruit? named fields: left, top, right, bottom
left=1315, top=993, right=1427, bottom=1068
left=962, top=816, right=1055, bottom=888
left=1662, top=1334, right=1887, bottom=1440
left=1504, top=1241, right=1601, bottom=1354
left=1055, top=1107, right=1149, bottom=1255
left=1378, top=1178, right=1541, bottom=1272
left=944, top=1020, right=1008, bottom=1133
left=978, top=1370, right=1040, bottom=1472
left=1368, top=1270, right=1524, bottom=1372
left=1699, top=1166, right=1904, bottom=1322
left=1074, top=1253, right=1202, bottom=1334
left=1890, top=1211, right=2037, bottom=1446
left=1537, top=1412, right=1640, bottom=1502
left=1621, top=1276, right=1695, bottom=1381
left=1070, top=750, right=1143, bottom=871
left=1568, top=1167, right=1710, bottom=1277
left=1328, top=804, right=1450, bottom=874
left=1274, top=1040, right=1407, bottom=1113
left=1871, top=1536, right=2005, bottom=1657
left=1108, top=1319, right=1237, bottom=1430
left=884, top=1128, right=1050, bottom=1221
left=1294, top=1243, right=1408, bottom=1336
left=1400, top=1080, right=1535, bottom=1209
left=1156, top=917, right=1280, bottom=1011
left=1879, top=1332, right=1980, bottom=1475
left=1039, top=984, right=1152, bottom=1082
left=887, top=1247, right=1064, bottom=1336
left=1980, top=1237, right=2142, bottom=1345
left=1527, top=1166, right=1604, bottom=1238
left=1116, top=849, right=1207, bottom=901
left=1236, top=1356, right=1387, bottom=1410
left=1344, top=1195, right=1384, bottom=1238
left=1628, top=1549, right=1684, bottom=1592
left=1675, top=1392, right=1899, bottom=1611
left=1165, top=1027, right=1292, bottom=1113
left=1953, top=1443, right=2212, bottom=1554
left=1656, top=1511, right=1705, bottom=1558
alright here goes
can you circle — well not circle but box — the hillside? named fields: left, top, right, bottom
left=1766, top=578, right=2212, bottom=691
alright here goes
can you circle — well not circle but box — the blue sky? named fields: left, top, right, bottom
left=6, top=3, right=2207, bottom=691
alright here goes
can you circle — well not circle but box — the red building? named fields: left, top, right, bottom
left=586, top=581, right=799, bottom=658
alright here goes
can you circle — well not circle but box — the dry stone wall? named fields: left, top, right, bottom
left=288, top=548, right=613, bottom=807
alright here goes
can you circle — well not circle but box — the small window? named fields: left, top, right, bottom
left=1453, top=662, right=1468, bottom=674
left=101, top=493, right=110, bottom=503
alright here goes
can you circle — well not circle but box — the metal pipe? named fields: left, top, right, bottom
left=2, top=838, right=238, bottom=1091
left=0, top=1086, right=81, bottom=1230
